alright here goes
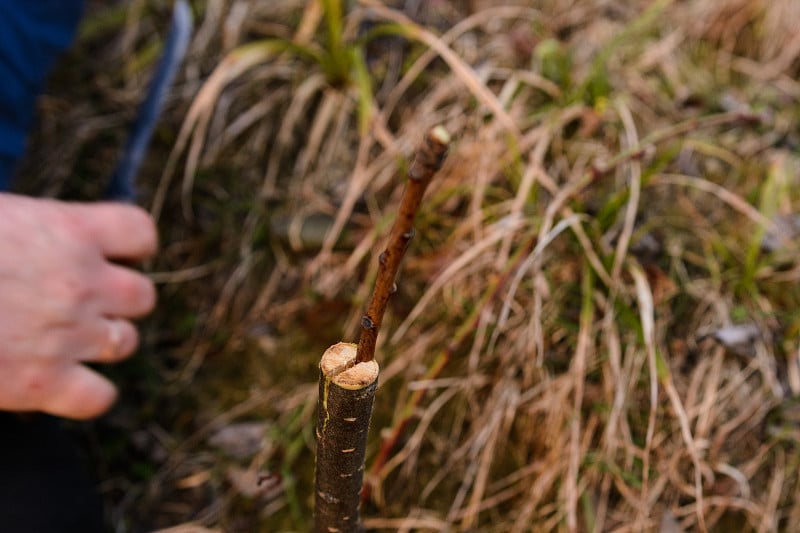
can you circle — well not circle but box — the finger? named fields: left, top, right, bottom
left=95, top=263, right=157, bottom=318
left=41, top=365, right=118, bottom=420
left=78, top=318, right=139, bottom=364
left=36, top=318, right=138, bottom=365
left=66, top=202, right=158, bottom=260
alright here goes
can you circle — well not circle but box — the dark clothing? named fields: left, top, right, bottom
left=0, top=413, right=105, bottom=532
left=0, top=0, right=85, bottom=189
left=0, top=2, right=104, bottom=531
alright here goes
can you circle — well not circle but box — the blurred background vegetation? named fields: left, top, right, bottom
left=18, top=0, right=800, bottom=531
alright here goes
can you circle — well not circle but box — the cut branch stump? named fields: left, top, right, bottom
left=315, top=343, right=379, bottom=533
left=314, top=126, right=451, bottom=533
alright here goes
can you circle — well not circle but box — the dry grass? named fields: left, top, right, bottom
left=20, top=0, right=800, bottom=531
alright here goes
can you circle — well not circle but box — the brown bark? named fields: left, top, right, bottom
left=315, top=343, right=379, bottom=533
left=315, top=127, right=451, bottom=531
left=355, top=126, right=451, bottom=363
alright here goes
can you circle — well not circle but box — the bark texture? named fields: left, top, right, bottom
left=315, top=127, right=450, bottom=530
left=355, top=126, right=451, bottom=363
left=315, top=343, right=379, bottom=533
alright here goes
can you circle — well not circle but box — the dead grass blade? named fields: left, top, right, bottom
left=612, top=99, right=642, bottom=284
left=357, top=0, right=520, bottom=136
left=650, top=174, right=793, bottom=250
left=151, top=40, right=285, bottom=222
left=391, top=216, right=526, bottom=343
left=566, top=264, right=594, bottom=532
left=376, top=4, right=541, bottom=123
left=630, top=263, right=708, bottom=533
left=492, top=214, right=584, bottom=362
left=261, top=71, right=327, bottom=194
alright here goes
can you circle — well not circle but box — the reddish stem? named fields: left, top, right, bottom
left=355, top=126, right=451, bottom=364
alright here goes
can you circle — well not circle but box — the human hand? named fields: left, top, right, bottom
left=0, top=193, right=157, bottom=419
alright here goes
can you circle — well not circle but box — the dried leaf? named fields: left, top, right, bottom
left=659, top=509, right=683, bottom=533
left=711, top=323, right=761, bottom=357
left=761, top=213, right=800, bottom=253
left=208, top=422, right=269, bottom=459
left=225, top=465, right=282, bottom=500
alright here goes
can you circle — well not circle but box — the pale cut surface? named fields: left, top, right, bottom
left=320, top=342, right=379, bottom=389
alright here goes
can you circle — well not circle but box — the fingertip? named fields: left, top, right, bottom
left=89, top=318, right=141, bottom=363
left=126, top=204, right=159, bottom=256
left=43, top=366, right=118, bottom=420
left=115, top=319, right=141, bottom=360
left=70, top=202, right=159, bottom=261
left=114, top=203, right=159, bottom=259
left=102, top=265, right=157, bottom=318
left=138, top=275, right=157, bottom=316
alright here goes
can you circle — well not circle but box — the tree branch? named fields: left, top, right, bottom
left=356, top=125, right=451, bottom=364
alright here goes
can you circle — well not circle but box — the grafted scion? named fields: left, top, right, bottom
left=355, top=126, right=452, bottom=364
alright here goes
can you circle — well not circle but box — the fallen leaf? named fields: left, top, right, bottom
left=709, top=323, right=761, bottom=357
left=762, top=213, right=800, bottom=253
left=660, top=509, right=683, bottom=533
left=208, top=422, right=269, bottom=459
left=225, top=465, right=283, bottom=500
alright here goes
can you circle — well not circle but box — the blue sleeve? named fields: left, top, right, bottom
left=0, top=0, right=84, bottom=190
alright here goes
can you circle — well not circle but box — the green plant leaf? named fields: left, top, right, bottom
left=350, top=46, right=374, bottom=135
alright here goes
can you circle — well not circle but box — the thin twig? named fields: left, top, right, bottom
left=355, top=126, right=451, bottom=363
